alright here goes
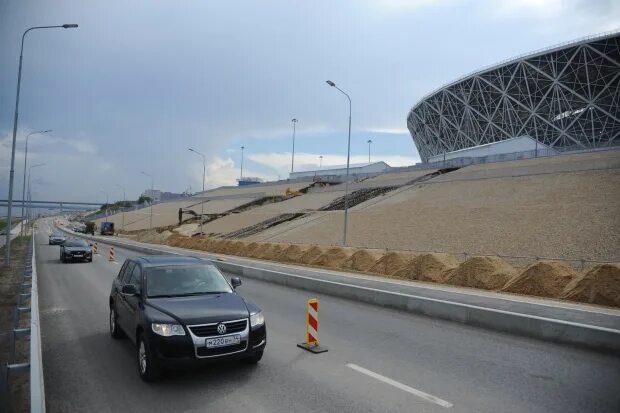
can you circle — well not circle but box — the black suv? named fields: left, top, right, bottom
left=59, top=238, right=92, bottom=262
left=109, top=255, right=266, bottom=381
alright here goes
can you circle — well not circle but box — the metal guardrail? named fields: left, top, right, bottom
left=29, top=236, right=45, bottom=412
left=0, top=233, right=45, bottom=412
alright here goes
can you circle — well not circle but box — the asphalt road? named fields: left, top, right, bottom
left=35, top=223, right=620, bottom=412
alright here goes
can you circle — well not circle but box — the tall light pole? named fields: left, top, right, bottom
left=188, top=148, right=206, bottom=235
left=240, top=146, right=245, bottom=178
left=21, top=129, right=51, bottom=235
left=291, top=118, right=298, bottom=173
left=319, top=155, right=323, bottom=169
left=27, top=163, right=45, bottom=226
left=140, top=171, right=154, bottom=229
left=4, top=23, right=78, bottom=267
left=367, top=139, right=373, bottom=163
left=326, top=80, right=352, bottom=246
left=115, top=184, right=126, bottom=231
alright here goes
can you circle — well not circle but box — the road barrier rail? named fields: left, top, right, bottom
left=1, top=234, right=45, bottom=412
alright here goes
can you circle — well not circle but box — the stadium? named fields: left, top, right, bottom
left=407, top=31, right=620, bottom=163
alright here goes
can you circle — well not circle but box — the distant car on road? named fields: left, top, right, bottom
left=48, top=233, right=66, bottom=245
left=109, top=255, right=266, bottom=381
left=60, top=238, right=93, bottom=263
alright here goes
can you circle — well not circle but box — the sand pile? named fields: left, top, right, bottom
left=136, top=230, right=172, bottom=244
left=280, top=244, right=310, bottom=263
left=250, top=243, right=272, bottom=259
left=444, top=256, right=516, bottom=290
left=341, top=249, right=383, bottom=272
left=244, top=242, right=260, bottom=257
left=561, top=264, right=620, bottom=307
left=300, top=246, right=325, bottom=264
left=311, top=247, right=352, bottom=269
left=369, top=252, right=410, bottom=275
left=502, top=261, right=577, bottom=298
left=260, top=243, right=287, bottom=260
left=393, top=253, right=459, bottom=282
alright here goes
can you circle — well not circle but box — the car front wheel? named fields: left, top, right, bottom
left=109, top=307, right=124, bottom=339
left=137, top=333, right=162, bottom=382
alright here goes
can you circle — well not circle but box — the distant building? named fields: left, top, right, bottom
left=289, top=161, right=391, bottom=179
left=427, top=136, right=555, bottom=163
left=236, top=177, right=264, bottom=186
left=142, top=189, right=162, bottom=202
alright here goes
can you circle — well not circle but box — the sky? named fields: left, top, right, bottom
left=1, top=0, right=618, bottom=209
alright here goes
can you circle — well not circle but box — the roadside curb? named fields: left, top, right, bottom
left=56, top=226, right=620, bottom=354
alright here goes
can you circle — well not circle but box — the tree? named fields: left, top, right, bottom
left=138, top=195, right=152, bottom=204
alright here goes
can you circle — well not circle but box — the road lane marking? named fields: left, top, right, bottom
left=346, top=363, right=453, bottom=408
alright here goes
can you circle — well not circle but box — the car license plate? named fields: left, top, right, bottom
left=206, top=335, right=240, bottom=348
left=74, top=254, right=83, bottom=257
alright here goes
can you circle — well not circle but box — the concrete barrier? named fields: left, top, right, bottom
left=56, top=225, right=620, bottom=354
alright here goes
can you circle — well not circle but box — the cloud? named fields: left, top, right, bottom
left=188, top=156, right=277, bottom=191
left=367, top=127, right=410, bottom=134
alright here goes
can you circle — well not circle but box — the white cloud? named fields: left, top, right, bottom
left=367, top=127, right=410, bottom=134
left=188, top=156, right=277, bottom=191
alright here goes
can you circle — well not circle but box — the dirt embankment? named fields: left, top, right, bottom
left=154, top=233, right=620, bottom=308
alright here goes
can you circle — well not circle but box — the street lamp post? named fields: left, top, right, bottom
left=4, top=23, right=78, bottom=267
left=240, top=146, right=245, bottom=178
left=367, top=139, right=372, bottom=164
left=27, top=163, right=45, bottom=226
left=319, top=155, right=323, bottom=169
left=188, top=148, right=206, bottom=235
left=140, top=171, right=154, bottom=229
left=115, top=184, right=126, bottom=231
left=291, top=118, right=298, bottom=173
left=20, top=129, right=51, bottom=235
left=326, top=80, right=352, bottom=246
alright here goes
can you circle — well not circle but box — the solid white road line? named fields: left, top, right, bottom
left=346, top=363, right=453, bottom=408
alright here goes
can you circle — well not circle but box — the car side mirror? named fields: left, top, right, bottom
left=121, top=284, right=138, bottom=295
left=231, top=277, right=242, bottom=288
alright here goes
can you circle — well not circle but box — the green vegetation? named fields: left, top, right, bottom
left=97, top=200, right=133, bottom=214
left=137, top=195, right=152, bottom=204
left=0, top=218, right=22, bottom=232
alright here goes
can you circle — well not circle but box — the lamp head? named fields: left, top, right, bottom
left=62, top=24, right=78, bottom=28
left=326, top=80, right=336, bottom=87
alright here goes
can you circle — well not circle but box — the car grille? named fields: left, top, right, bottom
left=189, top=319, right=247, bottom=337
left=196, top=342, right=247, bottom=357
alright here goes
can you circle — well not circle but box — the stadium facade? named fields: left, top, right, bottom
left=407, top=32, right=620, bottom=162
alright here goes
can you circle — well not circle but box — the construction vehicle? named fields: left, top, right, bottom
left=100, top=221, right=115, bottom=235
left=85, top=221, right=96, bottom=235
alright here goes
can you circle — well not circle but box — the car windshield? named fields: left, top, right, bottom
left=63, top=239, right=88, bottom=247
left=146, top=265, right=232, bottom=298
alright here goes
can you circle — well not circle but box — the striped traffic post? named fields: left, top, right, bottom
left=93, top=242, right=99, bottom=255
left=108, top=246, right=115, bottom=262
left=297, top=298, right=328, bottom=353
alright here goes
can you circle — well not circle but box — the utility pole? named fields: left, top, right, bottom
left=4, top=23, right=78, bottom=267
left=291, top=118, right=298, bottom=173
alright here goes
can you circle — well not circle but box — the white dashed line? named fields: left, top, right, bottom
left=346, top=363, right=453, bottom=408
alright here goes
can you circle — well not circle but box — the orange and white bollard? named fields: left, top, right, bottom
left=297, top=298, right=328, bottom=353
left=93, top=242, right=99, bottom=255
left=108, top=246, right=115, bottom=262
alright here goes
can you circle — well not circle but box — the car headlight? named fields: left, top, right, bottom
left=151, top=323, right=185, bottom=337
left=250, top=311, right=265, bottom=328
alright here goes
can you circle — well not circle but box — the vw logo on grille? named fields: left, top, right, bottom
left=216, top=323, right=227, bottom=335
